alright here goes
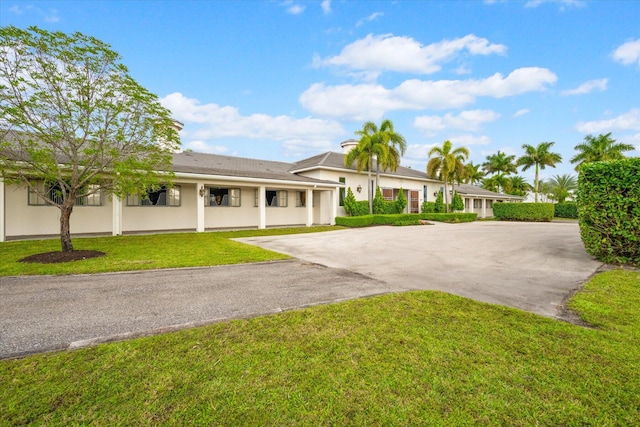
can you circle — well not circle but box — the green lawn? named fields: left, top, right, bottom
left=0, top=226, right=343, bottom=276
left=1, top=269, right=638, bottom=425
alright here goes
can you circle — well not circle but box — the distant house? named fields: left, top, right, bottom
left=0, top=139, right=519, bottom=241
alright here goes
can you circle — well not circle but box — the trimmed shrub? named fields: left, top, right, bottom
left=350, top=201, right=369, bottom=216
left=493, top=203, right=554, bottom=222
left=452, top=191, right=464, bottom=211
left=421, top=201, right=436, bottom=213
left=393, top=219, right=423, bottom=226
left=577, top=159, right=640, bottom=265
left=343, top=187, right=358, bottom=216
left=335, top=212, right=477, bottom=227
left=373, top=187, right=386, bottom=214
left=555, top=202, right=578, bottom=219
left=420, top=213, right=477, bottom=223
left=335, top=216, right=373, bottom=227
left=396, top=188, right=407, bottom=213
left=434, top=191, right=445, bottom=213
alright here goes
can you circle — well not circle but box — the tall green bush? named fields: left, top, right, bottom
left=493, top=203, right=554, bottom=222
left=343, top=187, right=357, bottom=216
left=434, top=191, right=445, bottom=213
left=577, top=159, right=640, bottom=264
left=373, top=187, right=385, bottom=214
left=421, top=201, right=436, bottom=213
left=452, top=191, right=464, bottom=211
left=396, top=188, right=407, bottom=213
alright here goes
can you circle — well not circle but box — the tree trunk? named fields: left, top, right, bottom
left=367, top=167, right=373, bottom=214
left=444, top=180, right=450, bottom=213
left=534, top=164, right=539, bottom=203
left=60, top=202, right=74, bottom=252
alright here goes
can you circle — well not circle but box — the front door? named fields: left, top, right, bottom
left=410, top=191, right=419, bottom=213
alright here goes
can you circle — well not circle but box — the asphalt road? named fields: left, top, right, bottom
left=1, top=221, right=602, bottom=359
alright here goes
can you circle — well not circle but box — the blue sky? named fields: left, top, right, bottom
left=2, top=0, right=639, bottom=183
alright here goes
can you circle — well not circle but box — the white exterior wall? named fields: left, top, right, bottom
left=204, top=186, right=259, bottom=229
left=122, top=184, right=197, bottom=232
left=4, top=183, right=113, bottom=238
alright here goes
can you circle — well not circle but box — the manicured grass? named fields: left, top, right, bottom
left=0, top=226, right=344, bottom=276
left=1, top=269, right=638, bottom=425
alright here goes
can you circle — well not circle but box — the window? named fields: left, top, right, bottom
left=206, top=187, right=240, bottom=207
left=126, top=185, right=181, bottom=206
left=296, top=191, right=306, bottom=207
left=339, top=177, right=345, bottom=206
left=382, top=188, right=393, bottom=201
left=266, top=190, right=288, bottom=207
left=474, top=199, right=482, bottom=209
left=423, top=185, right=428, bottom=200
left=28, top=180, right=102, bottom=206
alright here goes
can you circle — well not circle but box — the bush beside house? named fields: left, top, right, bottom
left=555, top=202, right=578, bottom=219
left=335, top=212, right=477, bottom=227
left=493, top=203, right=554, bottom=222
left=577, top=159, right=640, bottom=265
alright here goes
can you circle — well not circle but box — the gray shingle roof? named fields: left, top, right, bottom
left=455, top=183, right=525, bottom=199
left=171, top=151, right=340, bottom=185
left=291, top=151, right=438, bottom=181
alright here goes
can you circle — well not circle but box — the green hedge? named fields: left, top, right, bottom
left=555, top=202, right=578, bottom=219
left=577, top=159, right=640, bottom=265
left=493, top=203, right=554, bottom=222
left=335, top=212, right=477, bottom=227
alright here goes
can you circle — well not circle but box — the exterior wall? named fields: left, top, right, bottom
left=122, top=183, right=197, bottom=232
left=204, top=185, right=260, bottom=229
left=4, top=183, right=113, bottom=238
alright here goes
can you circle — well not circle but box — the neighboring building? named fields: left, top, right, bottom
left=0, top=139, right=518, bottom=241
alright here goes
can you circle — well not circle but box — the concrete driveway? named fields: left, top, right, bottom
left=1, top=221, right=602, bottom=359
left=239, top=221, right=603, bottom=318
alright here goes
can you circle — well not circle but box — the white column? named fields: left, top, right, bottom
left=0, top=178, right=5, bottom=242
left=330, top=187, right=338, bottom=225
left=196, top=182, right=205, bottom=232
left=306, top=188, right=313, bottom=227
left=258, top=185, right=266, bottom=229
left=112, top=195, right=122, bottom=236
left=468, top=197, right=474, bottom=214
left=482, top=198, right=486, bottom=219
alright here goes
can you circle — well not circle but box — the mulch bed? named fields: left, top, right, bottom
left=19, top=250, right=106, bottom=264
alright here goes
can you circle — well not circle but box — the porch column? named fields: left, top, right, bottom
left=258, top=185, right=266, bottom=229
left=330, top=187, right=338, bottom=225
left=469, top=197, right=474, bottom=214
left=482, top=198, right=486, bottom=219
left=306, top=188, right=313, bottom=227
left=112, top=195, right=122, bottom=236
left=196, top=182, right=205, bottom=232
left=0, top=178, right=5, bottom=242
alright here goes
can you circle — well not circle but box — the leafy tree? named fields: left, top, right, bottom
left=0, top=26, right=180, bottom=252
left=547, top=174, right=577, bottom=203
left=426, top=140, right=469, bottom=212
left=517, top=141, right=562, bottom=202
left=571, top=133, right=635, bottom=171
left=434, top=190, right=445, bottom=213
left=464, top=162, right=485, bottom=185
left=345, top=119, right=406, bottom=214
left=451, top=191, right=464, bottom=211
left=481, top=173, right=508, bottom=193
left=373, top=186, right=385, bottom=214
left=343, top=187, right=358, bottom=216
left=504, top=175, right=531, bottom=197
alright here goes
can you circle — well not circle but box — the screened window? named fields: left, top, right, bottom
left=206, top=188, right=240, bottom=207
left=126, top=185, right=181, bottom=206
left=339, top=177, right=346, bottom=206
left=28, top=181, right=102, bottom=206
left=266, top=190, right=288, bottom=207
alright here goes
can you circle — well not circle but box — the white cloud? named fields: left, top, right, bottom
left=300, top=67, right=557, bottom=120
left=287, top=4, right=305, bottom=15
left=8, top=4, right=59, bottom=22
left=161, top=92, right=346, bottom=154
left=356, top=12, right=383, bottom=27
left=513, top=108, right=531, bottom=117
left=525, top=0, right=586, bottom=9
left=561, top=78, right=608, bottom=95
left=184, top=141, right=229, bottom=154
left=449, top=134, right=492, bottom=146
left=612, top=39, right=640, bottom=66
left=321, top=0, right=331, bottom=14
left=414, top=109, right=500, bottom=136
left=575, top=108, right=640, bottom=133
left=625, top=133, right=640, bottom=150
left=316, top=33, right=507, bottom=76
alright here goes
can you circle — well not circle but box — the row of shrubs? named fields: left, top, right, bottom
left=493, top=203, right=555, bottom=222
left=335, top=212, right=477, bottom=227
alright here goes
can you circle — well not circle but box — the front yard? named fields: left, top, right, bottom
left=1, top=269, right=638, bottom=425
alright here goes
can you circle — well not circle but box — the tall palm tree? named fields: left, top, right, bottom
left=571, top=133, right=635, bottom=171
left=346, top=119, right=406, bottom=214
left=464, top=162, right=485, bottom=185
left=427, top=140, right=469, bottom=212
left=482, top=151, right=517, bottom=192
left=548, top=174, right=577, bottom=203
left=516, top=141, right=562, bottom=202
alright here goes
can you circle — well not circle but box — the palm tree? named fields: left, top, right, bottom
left=537, top=179, right=553, bottom=202
left=427, top=140, right=469, bottom=212
left=464, top=162, right=485, bottom=185
left=571, top=133, right=635, bottom=171
left=482, top=151, right=517, bottom=192
left=346, top=119, right=406, bottom=214
left=481, top=173, right=508, bottom=193
left=548, top=174, right=577, bottom=203
left=516, top=141, right=562, bottom=202
left=504, top=175, right=531, bottom=197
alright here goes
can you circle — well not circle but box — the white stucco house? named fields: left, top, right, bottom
left=0, top=139, right=520, bottom=242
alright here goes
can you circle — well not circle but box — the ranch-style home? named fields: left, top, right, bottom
left=0, top=139, right=521, bottom=242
